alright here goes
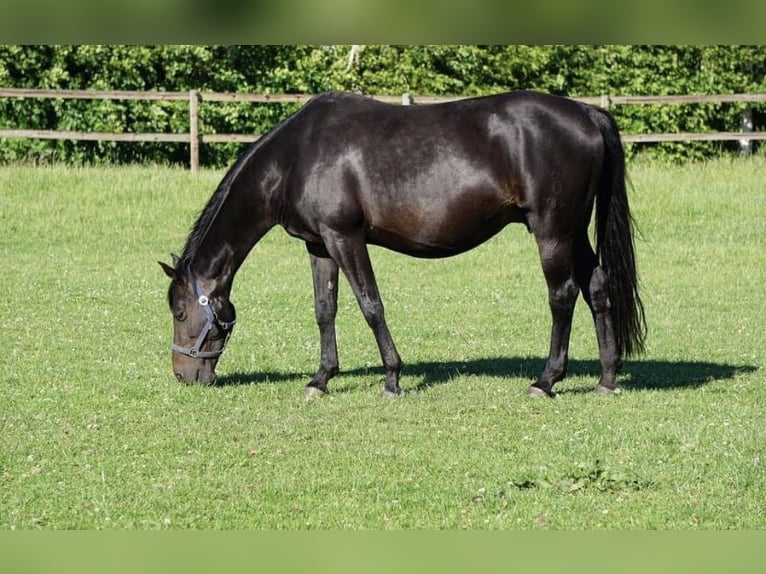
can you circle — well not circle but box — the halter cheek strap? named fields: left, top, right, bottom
left=172, top=279, right=236, bottom=360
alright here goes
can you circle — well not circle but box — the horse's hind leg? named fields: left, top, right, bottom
left=305, top=243, right=340, bottom=398
left=529, top=238, right=579, bottom=397
left=574, top=235, right=621, bottom=393
left=529, top=237, right=579, bottom=397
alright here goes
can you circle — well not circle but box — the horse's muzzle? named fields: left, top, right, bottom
left=174, top=368, right=217, bottom=386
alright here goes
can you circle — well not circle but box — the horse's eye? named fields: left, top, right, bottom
left=174, top=310, right=187, bottom=322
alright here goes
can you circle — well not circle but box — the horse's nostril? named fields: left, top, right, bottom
left=175, top=372, right=184, bottom=382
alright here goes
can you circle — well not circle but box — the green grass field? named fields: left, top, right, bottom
left=1, top=158, right=764, bottom=529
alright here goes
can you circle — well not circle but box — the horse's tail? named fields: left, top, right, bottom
left=586, top=105, right=646, bottom=357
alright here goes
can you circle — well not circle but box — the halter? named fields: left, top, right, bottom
left=172, top=279, right=236, bottom=359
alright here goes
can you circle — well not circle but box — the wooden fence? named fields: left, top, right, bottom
left=1, top=88, right=765, bottom=171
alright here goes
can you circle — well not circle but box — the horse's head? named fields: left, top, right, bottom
left=159, top=257, right=236, bottom=385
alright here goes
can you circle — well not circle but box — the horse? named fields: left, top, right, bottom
left=159, top=90, right=646, bottom=398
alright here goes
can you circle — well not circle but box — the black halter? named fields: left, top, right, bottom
left=172, top=279, right=236, bottom=359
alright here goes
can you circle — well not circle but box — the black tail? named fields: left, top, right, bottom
left=587, top=106, right=646, bottom=357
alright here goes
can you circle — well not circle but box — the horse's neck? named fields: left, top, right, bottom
left=189, top=163, right=277, bottom=295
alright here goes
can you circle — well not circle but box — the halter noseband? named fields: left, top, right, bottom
left=172, top=279, right=236, bottom=360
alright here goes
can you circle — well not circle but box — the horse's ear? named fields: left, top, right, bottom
left=160, top=254, right=183, bottom=280
left=159, top=260, right=177, bottom=280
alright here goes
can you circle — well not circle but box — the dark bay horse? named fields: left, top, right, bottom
left=160, top=90, right=645, bottom=397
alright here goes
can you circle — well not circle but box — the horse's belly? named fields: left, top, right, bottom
left=367, top=203, right=524, bottom=258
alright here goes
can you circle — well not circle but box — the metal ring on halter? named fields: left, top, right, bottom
left=171, top=278, right=236, bottom=360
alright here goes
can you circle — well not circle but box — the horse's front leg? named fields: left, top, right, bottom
left=322, top=232, right=403, bottom=397
left=305, top=244, right=340, bottom=399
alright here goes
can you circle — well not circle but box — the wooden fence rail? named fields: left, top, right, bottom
left=1, top=88, right=765, bottom=171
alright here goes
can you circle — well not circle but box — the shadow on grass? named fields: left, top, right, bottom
left=216, top=357, right=757, bottom=394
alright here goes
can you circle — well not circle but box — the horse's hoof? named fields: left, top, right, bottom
left=594, top=385, right=622, bottom=395
left=381, top=388, right=403, bottom=399
left=527, top=385, right=555, bottom=398
left=304, top=386, right=326, bottom=400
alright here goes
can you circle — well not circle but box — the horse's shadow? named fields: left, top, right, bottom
left=217, top=357, right=757, bottom=394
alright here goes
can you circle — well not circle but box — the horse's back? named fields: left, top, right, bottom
left=295, top=90, right=603, bottom=177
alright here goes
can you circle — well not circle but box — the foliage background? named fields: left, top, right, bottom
left=1, top=45, right=764, bottom=166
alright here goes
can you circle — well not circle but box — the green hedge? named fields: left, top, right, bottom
left=1, top=45, right=764, bottom=166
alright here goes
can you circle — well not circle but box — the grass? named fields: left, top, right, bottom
left=0, top=158, right=764, bottom=529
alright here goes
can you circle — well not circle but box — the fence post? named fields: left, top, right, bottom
left=189, top=90, right=201, bottom=172
left=600, top=94, right=611, bottom=110
left=401, top=93, right=414, bottom=106
left=739, top=108, right=753, bottom=155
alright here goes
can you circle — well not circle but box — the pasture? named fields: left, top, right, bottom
left=1, top=158, right=764, bottom=529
